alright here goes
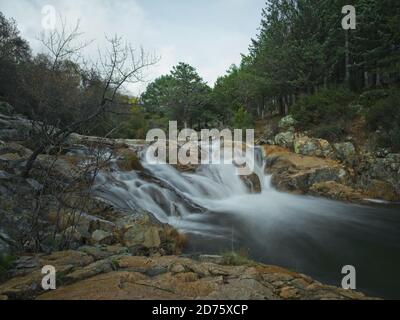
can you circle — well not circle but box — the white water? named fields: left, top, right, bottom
left=93, top=142, right=400, bottom=298
left=94, top=142, right=272, bottom=235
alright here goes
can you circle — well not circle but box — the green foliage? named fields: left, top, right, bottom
left=141, top=63, right=213, bottom=129
left=221, top=250, right=255, bottom=266
left=292, top=88, right=358, bottom=129
left=312, top=122, right=347, bottom=143
left=113, top=105, right=148, bottom=139
left=233, top=106, right=253, bottom=129
left=0, top=254, right=15, bottom=279
left=364, top=89, right=400, bottom=151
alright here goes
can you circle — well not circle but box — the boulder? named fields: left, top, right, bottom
left=294, top=136, right=333, bottom=158
left=333, top=142, right=356, bottom=161
left=264, top=145, right=350, bottom=195
left=357, top=152, right=400, bottom=201
left=309, top=181, right=364, bottom=202
left=278, top=115, right=297, bottom=130
left=91, top=230, right=115, bottom=246
left=0, top=114, right=32, bottom=141
left=365, top=180, right=398, bottom=202
left=274, top=131, right=295, bottom=149
left=240, top=173, right=262, bottom=193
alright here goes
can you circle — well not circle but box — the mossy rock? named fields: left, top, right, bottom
left=117, top=153, right=143, bottom=172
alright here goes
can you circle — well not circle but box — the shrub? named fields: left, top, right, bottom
left=364, top=89, right=400, bottom=151
left=0, top=254, right=15, bottom=281
left=312, top=122, right=346, bottom=142
left=233, top=106, right=253, bottom=129
left=292, top=88, right=357, bottom=130
left=221, top=249, right=255, bottom=266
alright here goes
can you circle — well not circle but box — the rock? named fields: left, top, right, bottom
left=309, top=181, right=364, bottom=202
left=240, top=173, right=262, bottom=193
left=115, top=149, right=143, bottom=172
left=64, top=258, right=114, bottom=283
left=198, top=255, right=224, bottom=265
left=0, top=295, right=8, bottom=300
left=294, top=136, right=333, bottom=158
left=264, top=145, right=351, bottom=196
left=33, top=253, right=372, bottom=301
left=91, top=230, right=115, bottom=246
left=0, top=114, right=32, bottom=141
left=274, top=131, right=295, bottom=149
left=278, top=115, right=297, bottom=130
left=365, top=180, right=398, bottom=202
left=0, top=102, right=14, bottom=115
left=333, top=142, right=356, bottom=161
left=356, top=152, right=400, bottom=201
left=122, top=224, right=161, bottom=250
left=78, top=245, right=129, bottom=261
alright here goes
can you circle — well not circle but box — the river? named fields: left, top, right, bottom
left=94, top=143, right=400, bottom=299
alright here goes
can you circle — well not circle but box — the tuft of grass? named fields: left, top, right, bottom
left=221, top=250, right=255, bottom=266
left=166, top=228, right=188, bottom=255
left=118, top=154, right=143, bottom=172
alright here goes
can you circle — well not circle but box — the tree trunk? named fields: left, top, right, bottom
left=345, top=30, right=350, bottom=85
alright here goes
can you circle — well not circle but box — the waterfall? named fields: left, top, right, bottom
left=93, top=141, right=269, bottom=235
left=92, top=140, right=400, bottom=299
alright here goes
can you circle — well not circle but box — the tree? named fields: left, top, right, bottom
left=0, top=11, right=31, bottom=105
left=21, top=20, right=158, bottom=177
left=141, top=62, right=212, bottom=129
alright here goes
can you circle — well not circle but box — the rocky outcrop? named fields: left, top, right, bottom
left=264, top=145, right=353, bottom=195
left=278, top=115, right=297, bottom=131
left=240, top=173, right=262, bottom=193
left=356, top=152, right=400, bottom=201
left=0, top=114, right=33, bottom=142
left=274, top=131, right=295, bottom=149
left=309, top=181, right=365, bottom=202
left=293, top=136, right=334, bottom=158
left=0, top=251, right=372, bottom=300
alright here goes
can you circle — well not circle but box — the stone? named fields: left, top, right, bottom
left=198, top=255, right=224, bottom=265
left=91, top=230, right=115, bottom=245
left=294, top=136, right=333, bottom=158
left=274, top=131, right=295, bottom=149
left=240, top=173, right=262, bottom=193
left=365, top=180, right=398, bottom=202
left=309, top=181, right=364, bottom=202
left=278, top=115, right=297, bottom=130
left=65, top=259, right=114, bottom=283
left=333, top=142, right=356, bottom=161
left=31, top=252, right=373, bottom=301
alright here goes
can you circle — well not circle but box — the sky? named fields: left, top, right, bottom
left=0, top=0, right=266, bottom=95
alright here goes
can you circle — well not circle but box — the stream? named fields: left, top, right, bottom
left=94, top=143, right=400, bottom=299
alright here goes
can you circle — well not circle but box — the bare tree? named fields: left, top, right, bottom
left=21, top=19, right=159, bottom=177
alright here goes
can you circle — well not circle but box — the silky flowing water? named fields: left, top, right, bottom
left=94, top=143, right=400, bottom=299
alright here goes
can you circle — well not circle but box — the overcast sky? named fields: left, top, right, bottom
left=0, top=0, right=266, bottom=95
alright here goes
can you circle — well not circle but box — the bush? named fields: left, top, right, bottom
left=312, top=122, right=346, bottom=142
left=364, top=89, right=400, bottom=151
left=233, top=106, right=253, bottom=129
left=221, top=250, right=255, bottom=266
left=0, top=254, right=15, bottom=281
left=292, top=88, right=357, bottom=130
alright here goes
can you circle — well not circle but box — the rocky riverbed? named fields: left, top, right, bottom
left=1, top=111, right=395, bottom=300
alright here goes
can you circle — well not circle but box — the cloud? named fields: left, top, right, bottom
left=0, top=0, right=265, bottom=95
